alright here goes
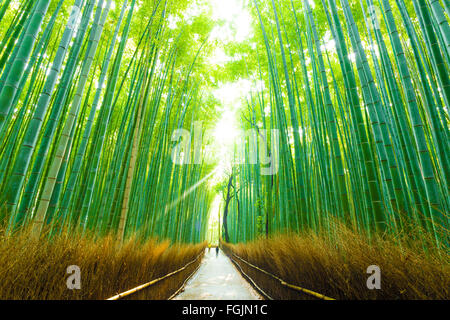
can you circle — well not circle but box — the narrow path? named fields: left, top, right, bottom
left=173, top=249, right=262, bottom=300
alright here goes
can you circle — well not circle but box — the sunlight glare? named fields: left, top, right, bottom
left=214, top=111, right=239, bottom=146
left=210, top=0, right=252, bottom=42
left=210, top=79, right=254, bottom=183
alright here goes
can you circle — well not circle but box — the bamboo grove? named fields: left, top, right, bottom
left=0, top=0, right=448, bottom=250
left=0, top=0, right=215, bottom=243
left=223, top=0, right=449, bottom=249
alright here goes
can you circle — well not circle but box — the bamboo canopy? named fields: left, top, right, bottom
left=0, top=0, right=448, bottom=250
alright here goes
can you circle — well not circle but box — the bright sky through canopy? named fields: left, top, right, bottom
left=200, top=0, right=253, bottom=182
left=202, top=0, right=253, bottom=239
left=210, top=0, right=252, bottom=43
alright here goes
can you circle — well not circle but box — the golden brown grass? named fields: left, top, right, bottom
left=0, top=228, right=205, bottom=300
left=222, top=222, right=449, bottom=300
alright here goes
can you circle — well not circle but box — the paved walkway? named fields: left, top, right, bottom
left=173, top=249, right=262, bottom=300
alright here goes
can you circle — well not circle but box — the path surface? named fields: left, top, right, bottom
left=173, top=249, right=262, bottom=300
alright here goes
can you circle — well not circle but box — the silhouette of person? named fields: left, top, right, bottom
left=216, top=246, right=219, bottom=257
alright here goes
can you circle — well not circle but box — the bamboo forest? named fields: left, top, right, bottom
left=0, top=0, right=448, bottom=301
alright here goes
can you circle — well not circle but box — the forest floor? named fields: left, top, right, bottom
left=173, top=249, right=262, bottom=300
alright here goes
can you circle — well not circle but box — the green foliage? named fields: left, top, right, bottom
left=222, top=0, right=449, bottom=251
left=0, top=0, right=216, bottom=243
left=0, top=0, right=448, bottom=251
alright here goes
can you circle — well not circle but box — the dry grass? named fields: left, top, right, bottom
left=0, top=228, right=205, bottom=300
left=222, top=222, right=449, bottom=300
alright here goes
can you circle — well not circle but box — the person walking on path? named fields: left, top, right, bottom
left=216, top=246, right=219, bottom=258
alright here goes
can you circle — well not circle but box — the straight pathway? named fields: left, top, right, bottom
left=173, top=249, right=262, bottom=300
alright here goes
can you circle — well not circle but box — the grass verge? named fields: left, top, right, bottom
left=221, top=223, right=449, bottom=300
left=0, top=229, right=205, bottom=299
